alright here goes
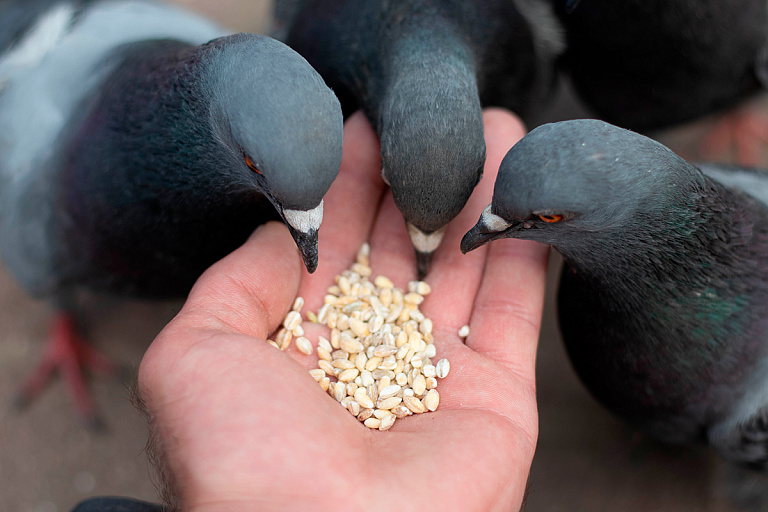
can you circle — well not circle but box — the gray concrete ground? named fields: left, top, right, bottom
left=0, top=1, right=761, bottom=511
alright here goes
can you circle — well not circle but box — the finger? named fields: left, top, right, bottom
left=298, top=111, right=387, bottom=311
left=366, top=192, right=418, bottom=286
left=421, top=108, right=528, bottom=341
left=466, top=236, right=550, bottom=380
left=170, top=221, right=302, bottom=340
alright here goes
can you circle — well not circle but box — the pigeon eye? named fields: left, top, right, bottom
left=244, top=154, right=262, bottom=175
left=538, top=214, right=563, bottom=223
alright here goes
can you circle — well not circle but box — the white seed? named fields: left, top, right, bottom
left=422, top=364, right=437, bottom=378
left=395, top=372, right=408, bottom=386
left=377, top=396, right=403, bottom=410
left=379, top=414, right=396, bottom=431
left=295, top=336, right=313, bottom=355
left=276, top=328, right=292, bottom=350
left=333, top=382, right=346, bottom=402
left=356, top=242, right=370, bottom=265
left=425, top=377, right=438, bottom=389
left=292, top=296, right=304, bottom=312
left=458, top=325, right=470, bottom=338
left=351, top=263, right=371, bottom=277
left=412, top=374, right=427, bottom=396
left=409, top=310, right=425, bottom=322
left=365, top=356, right=382, bottom=372
left=424, top=389, right=440, bottom=411
left=392, top=405, right=412, bottom=418
left=404, top=395, right=427, bottom=414
left=378, top=356, right=398, bottom=371
left=338, top=275, right=351, bottom=295
left=386, top=304, right=404, bottom=324
left=412, top=281, right=431, bottom=296
left=267, top=340, right=280, bottom=350
left=373, top=408, right=392, bottom=419
left=332, top=359, right=356, bottom=370
left=318, top=360, right=335, bottom=377
left=332, top=350, right=349, bottom=362
left=330, top=329, right=341, bottom=349
left=377, top=375, right=391, bottom=392
left=292, top=325, right=304, bottom=337
left=354, top=387, right=374, bottom=409
left=357, top=408, right=374, bottom=421
left=379, top=287, right=392, bottom=307
left=360, top=370, right=375, bottom=387
left=319, top=377, right=331, bottom=391
left=418, top=318, right=433, bottom=335
left=374, top=275, right=394, bottom=289
left=369, top=314, right=385, bottom=333
left=336, top=314, right=350, bottom=331
left=373, top=344, right=398, bottom=358
left=367, top=383, right=379, bottom=402
left=346, top=400, right=361, bottom=416
left=363, top=417, right=381, bottom=429
left=338, top=368, right=360, bottom=382
left=372, top=369, right=394, bottom=381
left=436, top=358, right=451, bottom=378
left=403, top=292, right=424, bottom=305
left=408, top=331, right=425, bottom=351
left=395, top=330, right=408, bottom=348
left=283, top=310, right=302, bottom=331
left=425, top=343, right=437, bottom=358
left=340, top=338, right=365, bottom=354
left=317, top=304, right=330, bottom=323
left=379, top=384, right=402, bottom=400
left=349, top=317, right=369, bottom=337
left=354, top=352, right=367, bottom=371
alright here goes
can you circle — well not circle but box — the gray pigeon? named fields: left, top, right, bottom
left=461, top=119, right=768, bottom=508
left=274, top=0, right=564, bottom=277
left=0, top=0, right=343, bottom=423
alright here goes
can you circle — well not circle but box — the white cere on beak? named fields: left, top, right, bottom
left=284, top=200, right=324, bottom=234
left=480, top=205, right=512, bottom=232
left=406, top=223, right=446, bottom=254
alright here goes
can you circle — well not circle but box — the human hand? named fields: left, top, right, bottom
left=138, top=109, right=550, bottom=512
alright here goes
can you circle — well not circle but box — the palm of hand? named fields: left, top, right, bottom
left=139, top=110, right=549, bottom=512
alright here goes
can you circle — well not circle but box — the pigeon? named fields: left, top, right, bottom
left=552, top=0, right=768, bottom=132
left=461, top=119, right=768, bottom=507
left=551, top=0, right=768, bottom=164
left=274, top=0, right=564, bottom=277
left=0, top=0, right=343, bottom=423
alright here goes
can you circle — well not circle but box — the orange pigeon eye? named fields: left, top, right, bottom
left=538, top=214, right=563, bottom=223
left=244, top=154, right=262, bottom=175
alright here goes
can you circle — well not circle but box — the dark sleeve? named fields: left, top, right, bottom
left=70, top=497, right=164, bottom=512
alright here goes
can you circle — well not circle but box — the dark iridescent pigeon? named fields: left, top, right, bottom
left=0, top=0, right=343, bottom=424
left=552, top=0, right=768, bottom=163
left=461, top=119, right=768, bottom=509
left=273, top=0, right=564, bottom=277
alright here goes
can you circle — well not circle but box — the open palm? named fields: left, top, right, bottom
left=138, top=109, right=549, bottom=512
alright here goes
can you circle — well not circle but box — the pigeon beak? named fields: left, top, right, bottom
left=406, top=223, right=446, bottom=279
left=460, top=205, right=514, bottom=254
left=415, top=250, right=433, bottom=280
left=280, top=201, right=324, bottom=273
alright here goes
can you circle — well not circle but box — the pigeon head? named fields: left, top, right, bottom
left=379, top=50, right=485, bottom=277
left=461, top=119, right=706, bottom=257
left=203, top=34, right=343, bottom=272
